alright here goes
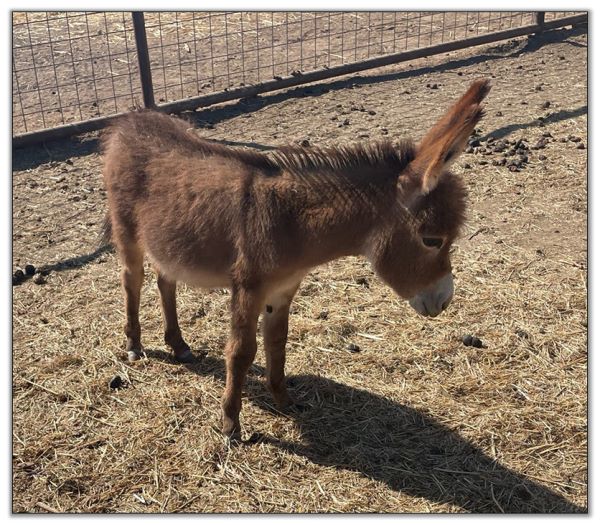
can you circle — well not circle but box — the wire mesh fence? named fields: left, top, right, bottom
left=12, top=11, right=586, bottom=140
left=12, top=12, right=141, bottom=134
left=145, top=12, right=541, bottom=103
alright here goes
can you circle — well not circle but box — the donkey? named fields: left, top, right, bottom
left=101, top=79, right=490, bottom=439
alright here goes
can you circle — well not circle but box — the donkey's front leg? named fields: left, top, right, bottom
left=263, top=284, right=300, bottom=409
left=222, top=286, right=263, bottom=439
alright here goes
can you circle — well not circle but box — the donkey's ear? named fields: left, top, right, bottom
left=408, top=79, right=491, bottom=195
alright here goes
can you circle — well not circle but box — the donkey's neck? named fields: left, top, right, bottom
left=268, top=164, right=400, bottom=267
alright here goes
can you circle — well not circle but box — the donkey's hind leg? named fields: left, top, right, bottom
left=263, top=282, right=302, bottom=411
left=119, top=243, right=145, bottom=362
left=155, top=270, right=193, bottom=363
left=222, top=285, right=263, bottom=439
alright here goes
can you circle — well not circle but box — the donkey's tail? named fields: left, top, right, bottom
left=98, top=211, right=113, bottom=249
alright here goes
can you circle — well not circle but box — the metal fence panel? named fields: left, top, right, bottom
left=12, top=11, right=141, bottom=134
left=142, top=12, right=542, bottom=105
left=12, top=11, right=586, bottom=142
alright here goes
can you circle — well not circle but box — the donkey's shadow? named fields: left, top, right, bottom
left=146, top=350, right=585, bottom=513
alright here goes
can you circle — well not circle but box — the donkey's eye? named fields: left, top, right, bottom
left=422, top=237, right=444, bottom=249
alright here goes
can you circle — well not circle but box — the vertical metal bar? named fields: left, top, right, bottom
left=348, top=11, right=356, bottom=61
left=341, top=12, right=344, bottom=63
left=208, top=14, right=216, bottom=87
left=367, top=12, right=372, bottom=58
left=536, top=12, right=546, bottom=34
left=175, top=12, right=184, bottom=99
left=441, top=12, right=446, bottom=43
left=392, top=12, right=397, bottom=52
left=300, top=12, right=303, bottom=70
left=327, top=13, right=332, bottom=65
left=224, top=14, right=231, bottom=87
left=191, top=13, right=200, bottom=94
left=102, top=13, right=120, bottom=114
left=121, top=12, right=137, bottom=109
left=64, top=13, right=84, bottom=122
left=240, top=13, right=246, bottom=85
left=43, top=13, right=66, bottom=124
left=285, top=12, right=289, bottom=72
left=314, top=13, right=317, bottom=69
left=83, top=13, right=101, bottom=116
left=380, top=12, right=384, bottom=54
left=132, top=11, right=155, bottom=108
left=23, top=13, right=47, bottom=129
left=256, top=13, right=261, bottom=82
left=270, top=13, right=275, bottom=78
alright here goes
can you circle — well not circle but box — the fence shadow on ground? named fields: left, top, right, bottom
left=480, top=106, right=588, bottom=141
left=143, top=350, right=585, bottom=513
left=12, top=26, right=586, bottom=173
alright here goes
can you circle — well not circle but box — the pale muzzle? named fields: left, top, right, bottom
left=408, top=273, right=454, bottom=317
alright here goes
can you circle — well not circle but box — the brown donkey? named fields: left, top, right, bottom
left=102, top=79, right=490, bottom=439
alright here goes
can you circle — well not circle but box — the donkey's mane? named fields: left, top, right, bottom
left=268, top=140, right=416, bottom=176
left=105, top=110, right=416, bottom=178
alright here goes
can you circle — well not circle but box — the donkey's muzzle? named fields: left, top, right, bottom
left=408, top=273, right=454, bottom=318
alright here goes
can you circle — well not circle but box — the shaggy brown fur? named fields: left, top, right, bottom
left=101, top=79, right=490, bottom=439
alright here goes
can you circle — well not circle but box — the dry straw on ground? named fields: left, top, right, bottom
left=13, top=26, right=587, bottom=513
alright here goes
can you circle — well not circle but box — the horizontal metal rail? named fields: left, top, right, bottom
left=12, top=12, right=587, bottom=149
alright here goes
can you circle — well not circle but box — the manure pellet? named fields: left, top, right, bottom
left=13, top=269, right=24, bottom=285
left=462, top=335, right=483, bottom=348
left=108, top=375, right=123, bottom=390
left=471, top=337, right=483, bottom=348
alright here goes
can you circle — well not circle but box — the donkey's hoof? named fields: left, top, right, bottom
left=175, top=348, right=194, bottom=363
left=222, top=419, right=242, bottom=442
left=222, top=427, right=242, bottom=443
left=127, top=350, right=142, bottom=362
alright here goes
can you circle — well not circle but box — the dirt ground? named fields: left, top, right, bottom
left=12, top=25, right=587, bottom=513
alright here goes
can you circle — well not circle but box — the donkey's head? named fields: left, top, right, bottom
left=367, top=79, right=491, bottom=317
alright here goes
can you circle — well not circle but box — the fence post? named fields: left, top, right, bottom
left=132, top=12, right=156, bottom=108
left=535, top=12, right=546, bottom=35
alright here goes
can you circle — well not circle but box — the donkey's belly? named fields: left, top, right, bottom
left=147, top=252, right=231, bottom=288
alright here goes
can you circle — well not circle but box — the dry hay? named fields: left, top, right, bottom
left=12, top=27, right=587, bottom=513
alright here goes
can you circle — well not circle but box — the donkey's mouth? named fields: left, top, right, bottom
left=408, top=273, right=454, bottom=318
left=409, top=297, right=440, bottom=317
